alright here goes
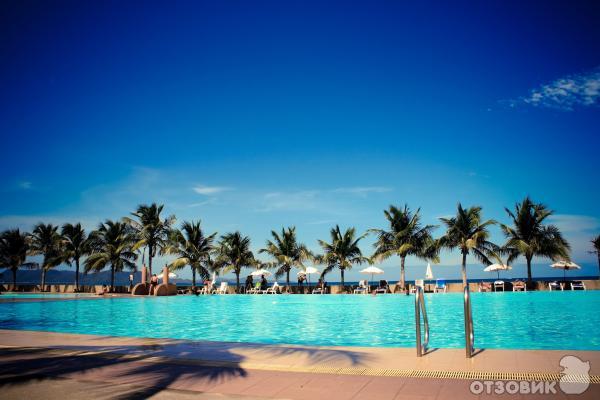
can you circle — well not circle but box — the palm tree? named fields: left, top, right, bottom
left=317, top=225, right=368, bottom=291
left=60, top=223, right=89, bottom=292
left=591, top=235, right=600, bottom=276
left=0, top=229, right=35, bottom=289
left=163, top=221, right=216, bottom=288
left=86, top=220, right=138, bottom=292
left=439, top=204, right=499, bottom=288
left=124, top=203, right=175, bottom=276
left=259, top=227, right=311, bottom=292
left=216, top=231, right=256, bottom=292
left=29, top=223, right=62, bottom=291
left=371, top=205, right=438, bottom=292
left=500, top=197, right=570, bottom=284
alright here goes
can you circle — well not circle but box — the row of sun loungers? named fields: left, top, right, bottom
left=185, top=278, right=587, bottom=295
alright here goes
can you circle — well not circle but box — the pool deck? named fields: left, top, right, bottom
left=1, top=329, right=599, bottom=399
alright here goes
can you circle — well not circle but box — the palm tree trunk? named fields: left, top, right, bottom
left=286, top=268, right=290, bottom=293
left=461, top=252, right=467, bottom=288
left=148, top=245, right=153, bottom=276
left=110, top=266, right=115, bottom=292
left=75, top=257, right=80, bottom=292
left=236, top=272, right=240, bottom=293
left=41, top=268, right=46, bottom=292
left=110, top=265, right=115, bottom=293
left=400, top=256, right=406, bottom=292
left=12, top=267, right=17, bottom=290
left=340, top=268, right=345, bottom=292
left=526, top=256, right=533, bottom=284
left=191, top=268, right=196, bottom=288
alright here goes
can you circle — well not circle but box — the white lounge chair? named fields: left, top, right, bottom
left=264, top=282, right=281, bottom=294
left=411, top=279, right=425, bottom=293
left=570, top=281, right=586, bottom=290
left=374, top=280, right=389, bottom=294
left=216, top=282, right=228, bottom=294
left=434, top=279, right=447, bottom=293
left=248, top=282, right=262, bottom=294
left=512, top=281, right=526, bottom=291
left=353, top=280, right=368, bottom=294
left=494, top=280, right=505, bottom=292
left=548, top=281, right=563, bottom=291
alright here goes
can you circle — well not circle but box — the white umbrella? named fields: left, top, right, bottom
left=551, top=261, right=581, bottom=281
left=298, top=266, right=319, bottom=289
left=360, top=266, right=384, bottom=290
left=156, top=272, right=178, bottom=279
left=425, top=263, right=434, bottom=280
left=250, top=269, right=272, bottom=277
left=483, top=263, right=512, bottom=280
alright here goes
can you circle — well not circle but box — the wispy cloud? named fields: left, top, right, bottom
left=332, top=186, right=392, bottom=195
left=193, top=185, right=232, bottom=195
left=18, top=181, right=32, bottom=190
left=547, top=214, right=600, bottom=233
left=512, top=67, right=600, bottom=110
left=255, top=191, right=319, bottom=212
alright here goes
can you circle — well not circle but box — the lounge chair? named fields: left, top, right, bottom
left=264, top=282, right=281, bottom=294
left=248, top=282, right=262, bottom=294
left=548, top=281, right=563, bottom=291
left=375, top=280, right=389, bottom=294
left=512, top=281, right=526, bottom=291
left=216, top=282, right=228, bottom=294
left=312, top=283, right=325, bottom=294
left=494, top=280, right=505, bottom=292
left=410, top=279, right=425, bottom=293
left=434, top=279, right=447, bottom=293
left=353, top=280, right=368, bottom=294
left=479, top=282, right=492, bottom=292
left=570, top=281, right=586, bottom=290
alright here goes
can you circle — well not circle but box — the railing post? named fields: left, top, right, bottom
left=415, top=286, right=429, bottom=357
left=464, top=286, right=475, bottom=358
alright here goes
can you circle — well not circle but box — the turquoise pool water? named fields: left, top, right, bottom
left=0, top=292, right=599, bottom=350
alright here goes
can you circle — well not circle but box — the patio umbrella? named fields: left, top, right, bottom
left=156, top=271, right=178, bottom=280
left=360, top=266, right=384, bottom=290
left=483, top=263, right=512, bottom=280
left=425, top=263, right=434, bottom=280
left=551, top=261, right=581, bottom=281
left=250, top=268, right=272, bottom=277
left=298, top=266, right=319, bottom=288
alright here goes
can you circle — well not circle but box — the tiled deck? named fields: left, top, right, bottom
left=0, top=330, right=599, bottom=399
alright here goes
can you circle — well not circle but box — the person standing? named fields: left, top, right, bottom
left=149, top=274, right=158, bottom=295
left=129, top=273, right=134, bottom=293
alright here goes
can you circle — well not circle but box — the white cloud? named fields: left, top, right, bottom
left=547, top=214, right=600, bottom=233
left=193, top=185, right=232, bottom=195
left=517, top=68, right=600, bottom=110
left=255, top=190, right=319, bottom=212
left=18, top=181, right=32, bottom=190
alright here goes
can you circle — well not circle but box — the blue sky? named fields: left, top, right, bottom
left=1, top=0, right=599, bottom=282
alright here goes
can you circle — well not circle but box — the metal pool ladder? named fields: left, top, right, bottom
left=414, top=286, right=429, bottom=357
left=464, top=286, right=475, bottom=358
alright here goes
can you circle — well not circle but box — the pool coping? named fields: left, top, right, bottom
left=1, top=329, right=599, bottom=382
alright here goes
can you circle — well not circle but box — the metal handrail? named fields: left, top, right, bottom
left=464, top=286, right=475, bottom=358
left=414, top=286, right=429, bottom=357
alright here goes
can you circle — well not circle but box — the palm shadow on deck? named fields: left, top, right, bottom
left=0, top=338, right=374, bottom=399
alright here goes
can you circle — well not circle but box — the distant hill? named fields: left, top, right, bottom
left=0, top=269, right=193, bottom=286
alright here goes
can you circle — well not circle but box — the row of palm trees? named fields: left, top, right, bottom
left=1, top=196, right=598, bottom=293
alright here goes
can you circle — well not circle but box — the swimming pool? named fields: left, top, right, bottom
left=0, top=292, right=598, bottom=350
left=0, top=293, right=95, bottom=299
